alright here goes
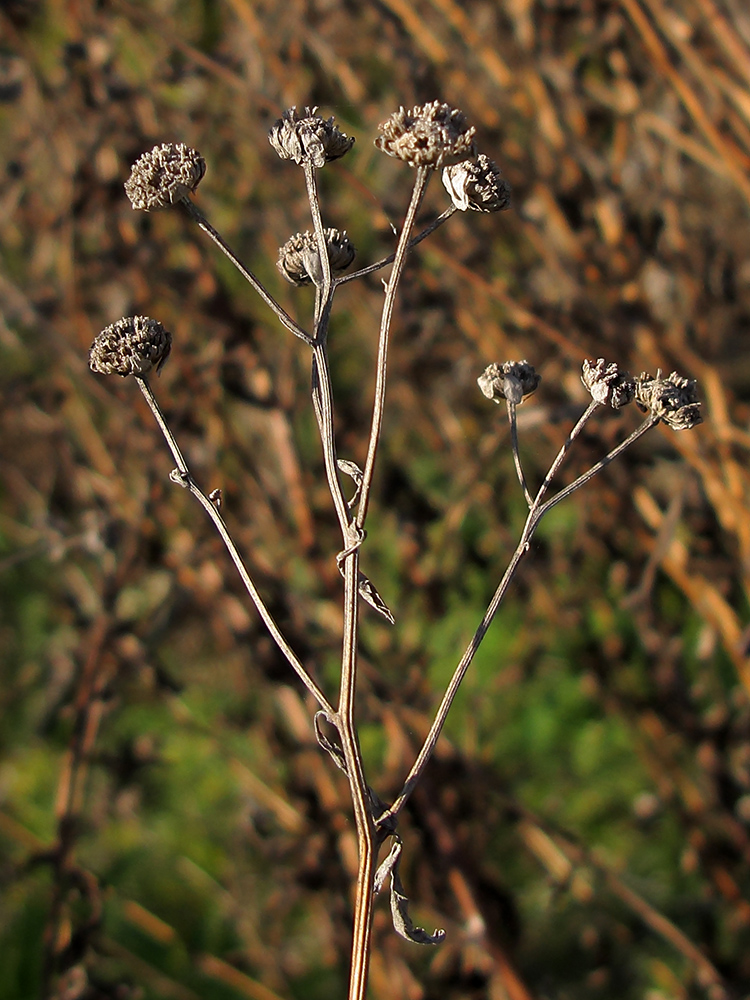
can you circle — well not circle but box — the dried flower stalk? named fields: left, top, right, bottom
left=87, top=103, right=703, bottom=1000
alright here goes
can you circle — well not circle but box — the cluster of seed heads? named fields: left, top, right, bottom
left=100, top=104, right=700, bottom=434
left=581, top=358, right=701, bottom=429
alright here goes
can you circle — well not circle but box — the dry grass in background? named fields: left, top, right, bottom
left=2, top=0, right=750, bottom=997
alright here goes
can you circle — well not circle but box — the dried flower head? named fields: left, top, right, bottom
left=442, top=154, right=511, bottom=213
left=89, top=316, right=172, bottom=377
left=634, top=371, right=702, bottom=430
left=478, top=361, right=540, bottom=406
left=269, top=107, right=354, bottom=168
left=581, top=359, right=635, bottom=409
left=375, top=102, right=477, bottom=169
left=278, top=229, right=356, bottom=286
left=125, top=142, right=205, bottom=210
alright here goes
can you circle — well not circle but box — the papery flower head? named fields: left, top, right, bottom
left=124, top=143, right=205, bottom=211
left=442, top=154, right=511, bottom=213
left=375, top=102, right=477, bottom=169
left=268, top=107, right=355, bottom=168
left=277, top=229, right=356, bottom=286
left=634, top=371, right=702, bottom=430
left=478, top=361, right=540, bottom=405
left=581, top=359, right=635, bottom=409
left=89, top=316, right=172, bottom=377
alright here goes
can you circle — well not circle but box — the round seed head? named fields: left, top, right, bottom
left=442, top=154, right=512, bottom=212
left=125, top=142, right=206, bottom=210
left=89, top=316, right=172, bottom=377
left=268, top=106, right=355, bottom=168
left=581, top=358, right=635, bottom=408
left=634, top=370, right=702, bottom=430
left=478, top=361, right=540, bottom=405
left=375, top=101, right=477, bottom=169
left=277, top=229, right=356, bottom=286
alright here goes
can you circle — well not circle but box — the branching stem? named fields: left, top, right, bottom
left=336, top=206, right=456, bottom=285
left=381, top=409, right=660, bottom=824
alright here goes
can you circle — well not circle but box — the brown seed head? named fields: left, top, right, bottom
left=581, top=359, right=635, bottom=408
left=375, top=102, right=477, bottom=169
left=478, top=361, right=540, bottom=405
left=277, top=229, right=356, bottom=286
left=634, top=370, right=702, bottom=430
left=125, top=143, right=205, bottom=210
left=89, top=316, right=172, bottom=377
left=268, top=107, right=355, bottom=168
left=442, top=154, right=511, bottom=212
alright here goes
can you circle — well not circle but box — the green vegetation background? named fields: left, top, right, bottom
left=2, top=0, right=750, bottom=998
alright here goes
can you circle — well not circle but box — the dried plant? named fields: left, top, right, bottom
left=86, top=104, right=701, bottom=1000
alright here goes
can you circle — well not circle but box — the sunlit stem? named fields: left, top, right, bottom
left=381, top=408, right=660, bottom=824
left=135, top=375, right=333, bottom=715
left=180, top=199, right=313, bottom=345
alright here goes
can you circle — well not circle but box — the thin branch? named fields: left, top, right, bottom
left=301, top=163, right=354, bottom=539
left=529, top=413, right=660, bottom=533
left=381, top=408, right=660, bottom=824
left=135, top=376, right=333, bottom=716
left=532, top=399, right=600, bottom=510
left=507, top=400, right=533, bottom=507
left=304, top=163, right=335, bottom=337
left=356, top=166, right=431, bottom=531
left=336, top=207, right=456, bottom=285
left=310, top=352, right=353, bottom=538
left=180, top=200, right=313, bottom=345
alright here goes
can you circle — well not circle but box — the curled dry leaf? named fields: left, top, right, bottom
left=375, top=837, right=446, bottom=946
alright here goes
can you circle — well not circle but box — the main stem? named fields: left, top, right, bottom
left=339, top=551, right=376, bottom=1000
left=338, top=166, right=431, bottom=1000
left=300, top=162, right=377, bottom=999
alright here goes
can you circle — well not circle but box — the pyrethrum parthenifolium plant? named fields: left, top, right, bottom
left=84, top=103, right=701, bottom=1000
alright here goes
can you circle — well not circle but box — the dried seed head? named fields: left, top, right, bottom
left=125, top=142, right=205, bottom=210
left=634, top=370, right=702, bottom=430
left=581, top=358, right=635, bottom=408
left=89, top=316, right=172, bottom=377
left=478, top=361, right=540, bottom=406
left=375, top=101, right=477, bottom=169
left=268, top=106, right=354, bottom=168
left=442, top=154, right=511, bottom=213
left=277, top=229, right=356, bottom=286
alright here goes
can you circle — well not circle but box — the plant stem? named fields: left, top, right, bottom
left=135, top=375, right=333, bottom=715
left=303, top=161, right=376, bottom=1000
left=338, top=551, right=376, bottom=1000
left=381, top=408, right=659, bottom=824
left=507, top=399, right=533, bottom=507
left=180, top=199, right=313, bottom=345
left=301, top=164, right=353, bottom=538
left=356, top=166, right=431, bottom=531
left=336, top=207, right=456, bottom=285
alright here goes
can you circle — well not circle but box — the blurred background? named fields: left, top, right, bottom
left=2, top=0, right=750, bottom=997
